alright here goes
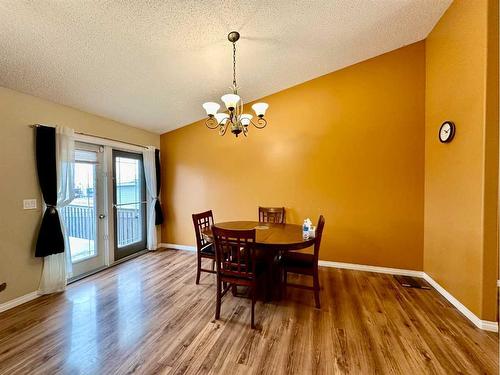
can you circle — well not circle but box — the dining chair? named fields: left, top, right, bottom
left=282, top=215, right=325, bottom=308
left=258, top=206, right=286, bottom=224
left=257, top=206, right=285, bottom=300
left=212, top=226, right=260, bottom=329
left=192, top=210, right=216, bottom=284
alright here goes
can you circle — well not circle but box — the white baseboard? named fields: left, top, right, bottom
left=422, top=273, right=498, bottom=332
left=139, top=243, right=500, bottom=332
left=478, top=320, right=500, bottom=332
left=159, top=243, right=196, bottom=251
left=319, top=260, right=498, bottom=332
left=0, top=291, right=40, bottom=314
left=318, top=260, right=424, bottom=277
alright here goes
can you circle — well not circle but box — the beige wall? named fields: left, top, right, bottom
left=0, top=87, right=160, bottom=304
left=424, top=0, right=498, bottom=321
left=161, top=42, right=426, bottom=271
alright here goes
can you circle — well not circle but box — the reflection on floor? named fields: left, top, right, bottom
left=0, top=249, right=497, bottom=374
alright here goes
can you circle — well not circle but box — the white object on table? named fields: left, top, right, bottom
left=309, top=225, right=316, bottom=238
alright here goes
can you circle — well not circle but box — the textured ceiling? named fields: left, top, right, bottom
left=0, top=0, right=451, bottom=134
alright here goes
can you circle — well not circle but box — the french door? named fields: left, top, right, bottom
left=112, top=150, right=147, bottom=260
left=61, top=142, right=148, bottom=280
left=61, top=142, right=106, bottom=278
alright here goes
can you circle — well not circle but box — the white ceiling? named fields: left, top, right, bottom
left=0, top=0, right=451, bottom=134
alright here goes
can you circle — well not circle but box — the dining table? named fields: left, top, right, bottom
left=201, top=220, right=316, bottom=300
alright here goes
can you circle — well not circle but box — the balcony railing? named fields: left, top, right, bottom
left=61, top=204, right=142, bottom=248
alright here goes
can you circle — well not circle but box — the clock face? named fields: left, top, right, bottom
left=439, top=121, right=455, bottom=143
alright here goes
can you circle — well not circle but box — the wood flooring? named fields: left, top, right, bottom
left=0, top=248, right=497, bottom=374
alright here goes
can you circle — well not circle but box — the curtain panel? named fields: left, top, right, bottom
left=143, top=147, right=164, bottom=250
left=143, top=147, right=158, bottom=250
left=35, top=125, right=75, bottom=294
left=35, top=126, right=64, bottom=257
left=154, top=149, right=164, bottom=225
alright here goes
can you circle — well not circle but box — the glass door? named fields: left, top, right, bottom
left=112, top=150, right=147, bottom=260
left=61, top=143, right=106, bottom=278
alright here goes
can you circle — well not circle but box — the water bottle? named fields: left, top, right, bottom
left=303, top=219, right=310, bottom=239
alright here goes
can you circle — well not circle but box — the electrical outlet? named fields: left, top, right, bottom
left=23, top=199, right=37, bottom=210
left=0, top=283, right=6, bottom=293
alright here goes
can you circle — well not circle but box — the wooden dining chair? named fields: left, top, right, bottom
left=258, top=206, right=286, bottom=224
left=257, top=206, right=285, bottom=300
left=282, top=215, right=325, bottom=308
left=192, top=210, right=216, bottom=284
left=212, top=226, right=260, bottom=329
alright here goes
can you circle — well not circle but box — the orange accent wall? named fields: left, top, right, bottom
left=161, top=42, right=425, bottom=271
left=424, top=0, right=498, bottom=321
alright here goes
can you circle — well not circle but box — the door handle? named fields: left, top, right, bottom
left=99, top=214, right=106, bottom=219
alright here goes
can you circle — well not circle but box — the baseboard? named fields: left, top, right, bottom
left=0, top=291, right=40, bottom=314
left=159, top=243, right=196, bottom=251
left=156, top=243, right=500, bottom=332
left=422, top=273, right=498, bottom=332
left=320, top=260, right=498, bottom=332
left=318, top=260, right=424, bottom=278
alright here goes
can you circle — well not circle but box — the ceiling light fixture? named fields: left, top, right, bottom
left=202, top=31, right=269, bottom=137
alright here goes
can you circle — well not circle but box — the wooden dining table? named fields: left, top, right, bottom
left=202, top=221, right=316, bottom=300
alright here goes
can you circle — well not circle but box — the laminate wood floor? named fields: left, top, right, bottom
left=0, top=249, right=497, bottom=374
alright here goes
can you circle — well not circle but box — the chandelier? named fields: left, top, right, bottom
left=202, top=31, right=269, bottom=137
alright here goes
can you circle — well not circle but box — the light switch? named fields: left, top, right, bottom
left=23, top=199, right=37, bottom=210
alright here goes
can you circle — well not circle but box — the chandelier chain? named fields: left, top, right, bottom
left=232, top=42, right=237, bottom=93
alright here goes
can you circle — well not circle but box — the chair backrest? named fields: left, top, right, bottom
left=258, top=206, right=286, bottom=224
left=212, top=226, right=256, bottom=280
left=313, top=215, right=326, bottom=262
left=192, top=210, right=214, bottom=252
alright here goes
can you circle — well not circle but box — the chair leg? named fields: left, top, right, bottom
left=276, top=252, right=283, bottom=300
left=196, top=255, right=201, bottom=285
left=251, top=286, right=256, bottom=329
left=215, top=277, right=222, bottom=320
left=313, top=269, right=320, bottom=309
left=211, top=259, right=215, bottom=271
left=283, top=268, right=288, bottom=297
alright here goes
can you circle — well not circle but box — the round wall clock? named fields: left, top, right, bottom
left=439, top=121, right=455, bottom=143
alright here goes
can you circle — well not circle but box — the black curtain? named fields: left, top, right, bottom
left=154, top=149, right=164, bottom=225
left=35, top=126, right=64, bottom=257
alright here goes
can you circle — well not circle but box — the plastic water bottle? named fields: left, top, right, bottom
left=303, top=220, right=310, bottom=240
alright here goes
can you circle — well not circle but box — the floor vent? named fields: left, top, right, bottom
left=394, top=275, right=431, bottom=289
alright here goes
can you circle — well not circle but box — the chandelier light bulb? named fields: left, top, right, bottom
left=240, top=114, right=253, bottom=126
left=214, top=113, right=229, bottom=125
left=252, top=103, right=269, bottom=118
left=202, top=102, right=220, bottom=116
left=221, top=94, right=241, bottom=111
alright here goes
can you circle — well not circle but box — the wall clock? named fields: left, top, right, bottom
left=439, top=121, right=455, bottom=143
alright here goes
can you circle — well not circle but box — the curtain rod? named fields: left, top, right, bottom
left=29, top=124, right=150, bottom=149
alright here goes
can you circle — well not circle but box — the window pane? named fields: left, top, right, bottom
left=115, top=157, right=141, bottom=205
left=61, top=160, right=98, bottom=263
left=116, top=203, right=143, bottom=248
